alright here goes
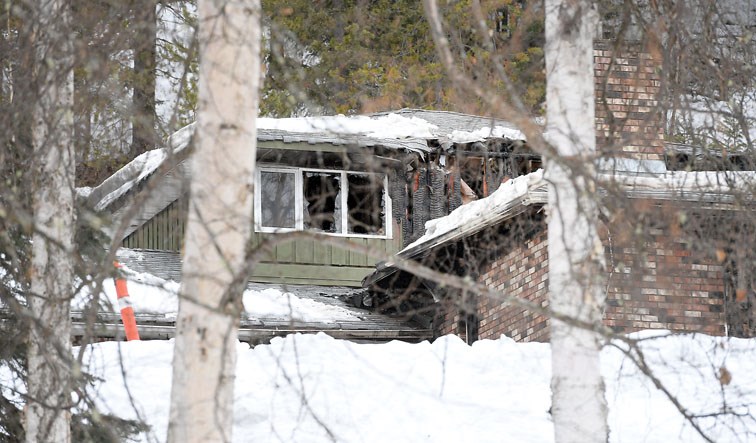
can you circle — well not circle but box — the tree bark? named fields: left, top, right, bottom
left=27, top=0, right=75, bottom=441
left=131, top=0, right=157, bottom=158
left=167, top=0, right=262, bottom=442
left=544, top=1, right=608, bottom=442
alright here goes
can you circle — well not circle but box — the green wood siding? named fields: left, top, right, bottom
left=122, top=196, right=402, bottom=287
left=123, top=197, right=188, bottom=251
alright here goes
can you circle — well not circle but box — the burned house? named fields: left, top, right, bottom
left=87, top=110, right=539, bottom=287
left=83, top=110, right=540, bottom=342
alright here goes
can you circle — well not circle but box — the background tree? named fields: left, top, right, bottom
left=130, top=0, right=158, bottom=159
left=157, top=1, right=199, bottom=129
left=70, top=0, right=164, bottom=186
left=262, top=0, right=545, bottom=116
left=159, top=0, right=546, bottom=118
left=0, top=1, right=154, bottom=440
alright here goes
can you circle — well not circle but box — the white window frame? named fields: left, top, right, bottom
left=254, top=167, right=301, bottom=232
left=254, top=165, right=393, bottom=239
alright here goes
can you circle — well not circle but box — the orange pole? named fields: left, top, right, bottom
left=113, top=261, right=140, bottom=341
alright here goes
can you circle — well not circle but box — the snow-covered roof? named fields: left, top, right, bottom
left=597, top=157, right=668, bottom=176
left=404, top=169, right=756, bottom=257
left=603, top=170, right=756, bottom=203
left=259, top=113, right=439, bottom=138
left=364, top=170, right=548, bottom=286
left=256, top=128, right=431, bottom=154
left=86, top=123, right=195, bottom=212
left=667, top=92, right=756, bottom=152
left=86, top=111, right=527, bottom=214
left=256, top=110, right=526, bottom=149
left=371, top=108, right=527, bottom=142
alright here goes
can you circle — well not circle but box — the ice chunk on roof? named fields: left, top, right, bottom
left=447, top=126, right=526, bottom=143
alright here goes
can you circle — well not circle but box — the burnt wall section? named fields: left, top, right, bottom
left=594, top=40, right=665, bottom=160
left=410, top=169, right=430, bottom=244
left=405, top=166, right=462, bottom=245
left=388, top=167, right=407, bottom=243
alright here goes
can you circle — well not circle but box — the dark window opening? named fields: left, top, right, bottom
left=304, top=172, right=341, bottom=233
left=495, top=1, right=525, bottom=38
left=257, top=167, right=388, bottom=237
left=347, top=173, right=385, bottom=235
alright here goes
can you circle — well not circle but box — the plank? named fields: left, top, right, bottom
left=332, top=243, right=348, bottom=265
left=295, top=238, right=315, bottom=263
left=313, top=240, right=331, bottom=265
left=348, top=238, right=368, bottom=266
left=276, top=240, right=294, bottom=263
left=252, top=262, right=372, bottom=287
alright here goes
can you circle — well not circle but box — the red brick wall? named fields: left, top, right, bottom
left=594, top=40, right=665, bottom=160
left=605, top=203, right=726, bottom=335
left=436, top=299, right=465, bottom=342
left=435, top=207, right=727, bottom=342
left=435, top=229, right=550, bottom=343
left=476, top=230, right=550, bottom=342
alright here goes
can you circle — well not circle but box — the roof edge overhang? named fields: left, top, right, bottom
left=362, top=177, right=548, bottom=288
left=364, top=169, right=756, bottom=288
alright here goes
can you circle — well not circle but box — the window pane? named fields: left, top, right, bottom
left=303, top=172, right=342, bottom=233
left=347, top=174, right=385, bottom=235
left=260, top=171, right=295, bottom=228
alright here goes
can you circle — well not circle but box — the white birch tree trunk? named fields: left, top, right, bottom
left=167, top=1, right=261, bottom=442
left=544, top=1, right=608, bottom=442
left=27, top=0, right=75, bottom=441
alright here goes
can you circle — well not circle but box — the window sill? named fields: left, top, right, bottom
left=254, top=226, right=391, bottom=240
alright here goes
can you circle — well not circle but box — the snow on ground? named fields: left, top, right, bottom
left=241, top=287, right=356, bottom=322
left=72, top=271, right=181, bottom=319
left=79, top=331, right=755, bottom=443
left=71, top=268, right=356, bottom=323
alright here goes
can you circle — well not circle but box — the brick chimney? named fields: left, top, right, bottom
left=594, top=40, right=665, bottom=161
